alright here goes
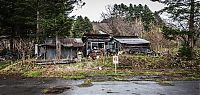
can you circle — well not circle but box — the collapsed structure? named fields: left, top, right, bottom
left=35, top=33, right=150, bottom=63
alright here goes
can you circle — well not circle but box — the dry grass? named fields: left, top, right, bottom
left=0, top=56, right=200, bottom=81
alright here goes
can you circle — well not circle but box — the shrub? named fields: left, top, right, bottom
left=118, top=55, right=174, bottom=69
left=0, top=61, right=13, bottom=70
left=178, top=43, right=193, bottom=60
left=63, top=75, right=85, bottom=80
left=23, top=71, right=42, bottom=77
left=78, top=79, right=93, bottom=87
left=194, top=48, right=200, bottom=59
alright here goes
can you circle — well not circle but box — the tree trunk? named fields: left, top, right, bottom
left=36, top=10, right=40, bottom=42
left=9, top=37, right=14, bottom=51
left=10, top=25, right=19, bottom=51
left=189, top=0, right=195, bottom=48
left=56, top=35, right=61, bottom=60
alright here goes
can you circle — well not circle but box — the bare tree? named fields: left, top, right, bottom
left=100, top=5, right=143, bottom=36
left=14, top=38, right=34, bottom=60
left=143, top=26, right=178, bottom=55
left=194, top=18, right=200, bottom=47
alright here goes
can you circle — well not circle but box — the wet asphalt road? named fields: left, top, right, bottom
left=0, top=78, right=199, bottom=95
left=65, top=81, right=200, bottom=95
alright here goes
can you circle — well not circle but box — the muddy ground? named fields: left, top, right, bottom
left=0, top=77, right=75, bottom=95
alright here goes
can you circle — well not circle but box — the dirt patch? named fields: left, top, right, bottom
left=157, top=81, right=174, bottom=86
left=87, top=76, right=113, bottom=82
left=0, top=73, right=24, bottom=80
left=42, top=86, right=71, bottom=94
left=78, top=79, right=93, bottom=87
left=0, top=77, right=74, bottom=95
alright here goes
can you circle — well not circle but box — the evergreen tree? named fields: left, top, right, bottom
left=71, top=16, right=93, bottom=37
left=152, top=0, right=200, bottom=59
left=135, top=4, right=144, bottom=18
left=83, top=17, right=93, bottom=34
left=41, top=14, right=73, bottom=37
left=127, top=4, right=134, bottom=21
left=0, top=0, right=83, bottom=38
left=142, top=5, right=155, bottom=31
left=0, top=0, right=84, bottom=51
left=38, top=0, right=83, bottom=38
left=0, top=0, right=37, bottom=50
left=0, top=0, right=36, bottom=37
left=109, top=3, right=159, bottom=31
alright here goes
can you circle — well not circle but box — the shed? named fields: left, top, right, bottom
left=37, top=38, right=84, bottom=61
left=112, top=36, right=150, bottom=54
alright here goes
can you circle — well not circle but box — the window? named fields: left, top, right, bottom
left=98, top=43, right=104, bottom=48
left=92, top=43, right=98, bottom=49
left=87, top=42, right=91, bottom=49
left=91, top=42, right=105, bottom=50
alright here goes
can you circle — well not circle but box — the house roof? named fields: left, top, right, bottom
left=84, top=33, right=110, bottom=38
left=114, top=37, right=150, bottom=45
left=82, top=33, right=111, bottom=42
left=61, top=38, right=84, bottom=47
left=41, top=38, right=84, bottom=47
left=113, top=36, right=139, bottom=38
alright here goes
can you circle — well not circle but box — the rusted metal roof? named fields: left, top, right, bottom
left=84, top=33, right=110, bottom=39
left=41, top=38, right=84, bottom=47
left=61, top=38, right=84, bottom=47
left=114, top=37, right=150, bottom=45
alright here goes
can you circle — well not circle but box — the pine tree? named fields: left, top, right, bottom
left=71, top=16, right=93, bottom=37
left=83, top=17, right=93, bottom=34
left=109, top=3, right=159, bottom=31
left=0, top=0, right=83, bottom=54
left=152, top=0, right=200, bottom=59
left=142, top=5, right=155, bottom=31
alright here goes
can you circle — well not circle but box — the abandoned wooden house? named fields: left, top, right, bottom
left=35, top=34, right=150, bottom=63
left=112, top=36, right=150, bottom=54
left=82, top=33, right=151, bottom=57
left=36, top=38, right=84, bottom=62
left=82, top=33, right=111, bottom=57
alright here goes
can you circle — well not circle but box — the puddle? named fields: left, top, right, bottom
left=0, top=78, right=199, bottom=95
left=65, top=81, right=200, bottom=95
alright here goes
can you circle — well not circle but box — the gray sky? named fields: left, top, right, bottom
left=71, top=0, right=165, bottom=21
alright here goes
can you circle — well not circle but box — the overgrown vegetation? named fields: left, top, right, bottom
left=78, top=79, right=93, bottom=87
left=119, top=55, right=174, bottom=69
left=0, top=55, right=199, bottom=81
left=63, top=75, right=85, bottom=80
left=0, top=61, right=14, bottom=70
left=178, top=43, right=193, bottom=60
left=23, top=71, right=42, bottom=77
left=156, top=0, right=200, bottom=60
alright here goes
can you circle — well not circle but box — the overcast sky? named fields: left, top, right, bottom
left=71, top=0, right=165, bottom=21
